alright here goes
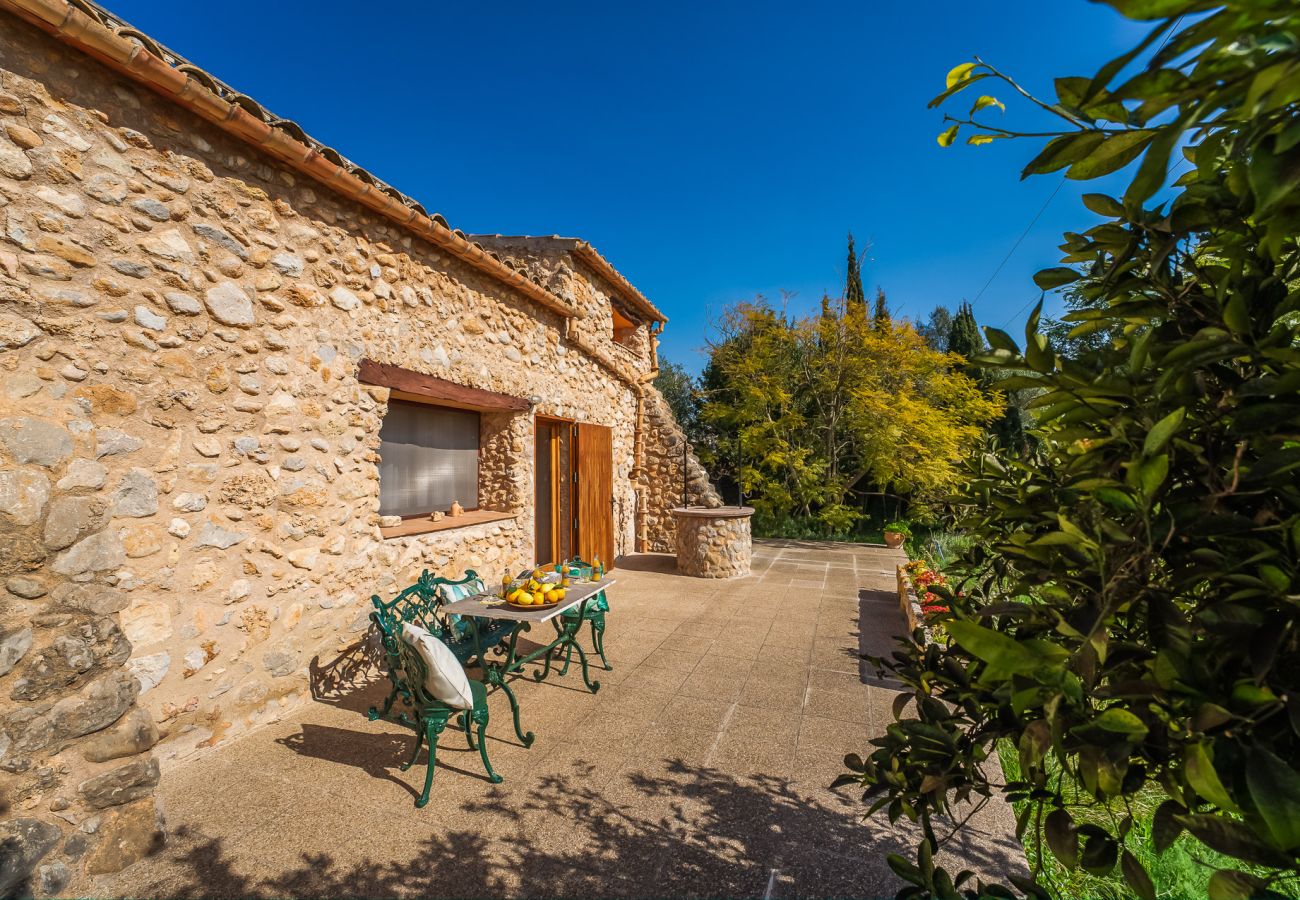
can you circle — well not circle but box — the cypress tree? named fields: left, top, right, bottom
left=947, top=301, right=1031, bottom=453
left=845, top=233, right=865, bottom=311
left=946, top=301, right=984, bottom=375
left=872, top=288, right=890, bottom=331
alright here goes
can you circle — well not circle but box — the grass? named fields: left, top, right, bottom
left=752, top=517, right=889, bottom=544
left=752, top=516, right=975, bottom=565
left=995, top=742, right=1298, bottom=899
left=909, top=527, right=973, bottom=570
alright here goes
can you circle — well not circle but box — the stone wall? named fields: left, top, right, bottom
left=0, top=11, right=660, bottom=894
left=640, top=385, right=721, bottom=552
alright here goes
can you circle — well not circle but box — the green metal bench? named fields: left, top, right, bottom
left=367, top=574, right=504, bottom=807
left=557, top=556, right=611, bottom=674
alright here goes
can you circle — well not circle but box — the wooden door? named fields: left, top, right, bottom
left=534, top=420, right=560, bottom=565
left=574, top=423, right=614, bottom=569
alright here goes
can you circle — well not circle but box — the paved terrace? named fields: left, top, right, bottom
left=96, top=539, right=1023, bottom=899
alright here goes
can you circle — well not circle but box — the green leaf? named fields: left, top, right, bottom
left=1143, top=407, right=1185, bottom=456
left=1185, top=743, right=1241, bottom=814
left=1152, top=800, right=1185, bottom=853
left=1055, top=76, right=1094, bottom=109
left=946, top=620, right=1048, bottom=674
left=1121, top=849, right=1156, bottom=900
left=1008, top=872, right=1052, bottom=900
left=967, top=134, right=997, bottom=146
left=1067, top=130, right=1156, bottom=180
left=1082, top=193, right=1125, bottom=217
left=983, top=327, right=1021, bottom=355
left=1125, top=126, right=1179, bottom=207
left=1245, top=747, right=1300, bottom=850
left=1095, top=487, right=1137, bottom=511
left=1044, top=809, right=1078, bottom=869
left=1137, top=454, right=1169, bottom=498
left=1222, top=293, right=1250, bottom=335
left=886, top=853, right=921, bottom=884
left=1021, top=132, right=1107, bottom=179
left=1207, top=870, right=1265, bottom=900
left=1094, top=0, right=1201, bottom=20
left=938, top=125, right=959, bottom=148
left=1093, top=708, right=1149, bottom=737
left=1033, top=267, right=1081, bottom=291
left=1080, top=831, right=1119, bottom=876
left=1180, top=815, right=1289, bottom=867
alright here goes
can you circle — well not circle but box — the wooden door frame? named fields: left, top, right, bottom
left=534, top=415, right=571, bottom=565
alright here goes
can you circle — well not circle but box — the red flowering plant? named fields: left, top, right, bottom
left=905, top=561, right=950, bottom=617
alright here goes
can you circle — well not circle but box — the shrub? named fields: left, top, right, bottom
left=841, top=3, right=1300, bottom=898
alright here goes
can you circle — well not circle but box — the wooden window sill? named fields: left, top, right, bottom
left=380, top=510, right=519, bottom=540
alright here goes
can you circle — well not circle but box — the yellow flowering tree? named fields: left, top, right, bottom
left=698, top=295, right=1000, bottom=533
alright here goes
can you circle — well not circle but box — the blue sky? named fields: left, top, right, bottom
left=108, top=0, right=1147, bottom=372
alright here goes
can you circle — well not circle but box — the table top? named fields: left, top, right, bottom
left=443, top=576, right=615, bottom=624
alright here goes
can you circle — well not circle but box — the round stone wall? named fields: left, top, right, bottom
left=671, top=507, right=754, bottom=578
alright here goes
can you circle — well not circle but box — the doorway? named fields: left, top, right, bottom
left=534, top=419, right=615, bottom=570
left=534, top=417, right=568, bottom=566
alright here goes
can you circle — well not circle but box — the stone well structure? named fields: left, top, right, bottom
left=0, top=0, right=718, bottom=893
left=672, top=506, right=755, bottom=579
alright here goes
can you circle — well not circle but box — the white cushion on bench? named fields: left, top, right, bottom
left=400, top=622, right=475, bottom=710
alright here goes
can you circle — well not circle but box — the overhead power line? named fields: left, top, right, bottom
left=971, top=175, right=1067, bottom=312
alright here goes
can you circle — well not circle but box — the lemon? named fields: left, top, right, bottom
left=551, top=588, right=566, bottom=602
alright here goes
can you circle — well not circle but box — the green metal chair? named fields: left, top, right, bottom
left=557, top=556, right=611, bottom=673
left=369, top=571, right=534, bottom=749
left=368, top=588, right=502, bottom=807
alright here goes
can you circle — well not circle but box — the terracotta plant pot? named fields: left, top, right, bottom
left=884, top=531, right=906, bottom=549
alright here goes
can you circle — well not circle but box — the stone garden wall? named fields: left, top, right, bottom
left=0, top=10, right=680, bottom=893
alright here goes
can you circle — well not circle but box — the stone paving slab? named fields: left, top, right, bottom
left=92, top=540, right=1024, bottom=898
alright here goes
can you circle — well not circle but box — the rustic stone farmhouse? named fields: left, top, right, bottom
left=0, top=0, right=720, bottom=892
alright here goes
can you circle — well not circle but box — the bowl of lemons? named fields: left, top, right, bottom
left=504, top=569, right=568, bottom=608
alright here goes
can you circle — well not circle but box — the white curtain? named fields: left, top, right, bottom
left=378, top=400, right=479, bottom=517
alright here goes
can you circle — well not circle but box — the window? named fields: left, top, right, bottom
left=611, top=306, right=640, bottom=347
left=377, top=400, right=479, bottom=518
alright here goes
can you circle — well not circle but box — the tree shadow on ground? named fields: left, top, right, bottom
left=275, top=721, right=506, bottom=798
left=124, top=748, right=1023, bottom=899
left=855, top=588, right=909, bottom=690
left=111, top=559, right=1021, bottom=898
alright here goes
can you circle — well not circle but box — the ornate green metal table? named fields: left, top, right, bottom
left=442, top=576, right=615, bottom=748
